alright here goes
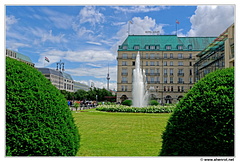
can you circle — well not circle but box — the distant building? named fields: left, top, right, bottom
left=194, top=24, right=234, bottom=82
left=117, top=35, right=216, bottom=103
left=6, top=49, right=35, bottom=67
left=37, top=68, right=74, bottom=92
left=74, top=81, right=90, bottom=92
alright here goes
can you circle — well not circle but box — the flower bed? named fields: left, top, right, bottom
left=96, top=105, right=175, bottom=113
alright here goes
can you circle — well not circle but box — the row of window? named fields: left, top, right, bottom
left=121, top=53, right=193, bottom=59
left=122, top=45, right=193, bottom=50
left=122, top=61, right=192, bottom=66
left=122, top=76, right=193, bottom=84
left=120, top=85, right=192, bottom=92
left=122, top=68, right=193, bottom=76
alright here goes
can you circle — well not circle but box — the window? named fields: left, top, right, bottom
left=150, top=46, right=155, bottom=50
left=171, top=86, right=173, bottom=91
left=189, top=62, right=192, bottom=66
left=122, top=53, right=127, bottom=59
left=164, top=53, right=168, bottom=59
left=181, top=86, right=184, bottom=92
left=122, top=61, right=127, bottom=66
left=146, top=53, right=149, bottom=59
left=122, top=68, right=127, bottom=75
left=125, top=85, right=128, bottom=91
left=132, top=61, right=135, bottom=66
left=134, top=45, right=139, bottom=50
left=150, top=77, right=154, bottom=83
left=123, top=46, right=128, bottom=50
left=146, top=61, right=148, bottom=66
left=122, top=77, right=127, bottom=83
left=170, top=53, right=173, bottom=58
left=178, top=61, right=183, bottom=66
left=164, top=69, right=168, bottom=76
left=189, top=69, right=192, bottom=75
left=189, top=53, right=192, bottom=59
left=145, top=69, right=148, bottom=75
left=164, top=86, right=166, bottom=91
left=178, top=45, right=183, bottom=50
left=170, top=77, right=173, bottom=83
left=150, top=61, right=155, bottom=66
left=156, top=45, right=160, bottom=50
left=150, top=69, right=155, bottom=75
left=189, top=77, right=192, bottom=83
left=178, top=53, right=183, bottom=59
left=178, top=78, right=184, bottom=83
left=156, top=61, right=159, bottom=66
left=132, top=53, right=136, bottom=59
left=150, top=53, right=155, bottom=59
left=121, top=85, right=124, bottom=91
left=166, top=45, right=171, bottom=50
left=188, top=45, right=193, bottom=50
left=178, top=86, right=180, bottom=92
left=178, top=69, right=184, bottom=76
left=170, top=69, right=173, bottom=76
left=145, top=46, right=149, bottom=50
left=164, top=61, right=167, bottom=66
left=164, top=77, right=168, bottom=83
left=170, top=61, right=173, bottom=66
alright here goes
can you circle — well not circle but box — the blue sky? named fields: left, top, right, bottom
left=5, top=4, right=235, bottom=90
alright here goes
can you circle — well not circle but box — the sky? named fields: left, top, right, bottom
left=5, top=3, right=235, bottom=90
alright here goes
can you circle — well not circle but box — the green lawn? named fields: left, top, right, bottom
left=72, top=109, right=171, bottom=156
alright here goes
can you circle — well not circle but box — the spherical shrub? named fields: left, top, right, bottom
left=149, top=100, right=159, bottom=106
left=6, top=57, right=80, bottom=156
left=122, top=100, right=132, bottom=106
left=160, top=68, right=234, bottom=156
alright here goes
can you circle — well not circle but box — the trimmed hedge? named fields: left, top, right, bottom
left=6, top=57, right=80, bottom=156
left=122, top=100, right=132, bottom=106
left=160, top=68, right=234, bottom=156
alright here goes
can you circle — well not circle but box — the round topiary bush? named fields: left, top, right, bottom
left=149, top=100, right=159, bottom=106
left=160, top=68, right=234, bottom=156
left=121, top=100, right=132, bottom=106
left=6, top=57, right=80, bottom=156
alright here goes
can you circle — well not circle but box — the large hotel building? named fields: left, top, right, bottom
left=117, top=35, right=216, bottom=104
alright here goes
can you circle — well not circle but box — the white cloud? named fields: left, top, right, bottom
left=35, top=49, right=116, bottom=67
left=76, top=79, right=117, bottom=90
left=6, top=15, right=18, bottom=30
left=78, top=6, right=105, bottom=26
left=187, top=5, right=235, bottom=36
left=111, top=16, right=165, bottom=53
left=86, top=41, right=102, bottom=46
left=112, top=6, right=168, bottom=13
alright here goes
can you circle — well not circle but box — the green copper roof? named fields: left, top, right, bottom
left=16, top=52, right=33, bottom=63
left=118, top=35, right=216, bottom=51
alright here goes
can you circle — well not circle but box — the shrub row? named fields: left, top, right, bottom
left=96, top=105, right=175, bottom=113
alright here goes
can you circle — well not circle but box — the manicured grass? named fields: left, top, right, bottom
left=72, top=109, right=171, bottom=156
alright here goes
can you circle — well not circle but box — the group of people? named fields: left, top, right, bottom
left=67, top=100, right=98, bottom=108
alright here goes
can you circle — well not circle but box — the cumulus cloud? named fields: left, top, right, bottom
left=111, top=16, right=165, bottom=53
left=187, top=5, right=235, bottom=36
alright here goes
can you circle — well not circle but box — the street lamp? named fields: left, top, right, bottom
left=56, top=60, right=64, bottom=89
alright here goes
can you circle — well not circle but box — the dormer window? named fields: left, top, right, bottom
left=145, top=45, right=150, bottom=50
left=166, top=45, right=171, bottom=50
left=123, top=46, right=128, bottom=50
left=156, top=45, right=160, bottom=50
left=150, top=45, right=155, bottom=50
left=134, top=45, right=140, bottom=50
left=177, top=45, right=183, bottom=50
left=188, top=45, right=193, bottom=50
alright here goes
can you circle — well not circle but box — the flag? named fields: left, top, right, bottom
left=176, top=20, right=180, bottom=24
left=45, top=57, right=50, bottom=62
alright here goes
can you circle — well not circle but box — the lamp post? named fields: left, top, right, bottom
left=56, top=60, right=64, bottom=90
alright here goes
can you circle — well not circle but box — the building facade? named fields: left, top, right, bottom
left=37, top=68, right=74, bottom=92
left=117, top=35, right=216, bottom=104
left=74, top=81, right=90, bottom=92
left=6, top=49, right=35, bottom=67
left=194, top=24, right=234, bottom=82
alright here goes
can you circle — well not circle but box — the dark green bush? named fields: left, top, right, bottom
left=149, top=100, right=159, bottom=106
left=6, top=57, right=80, bottom=156
left=160, top=68, right=234, bottom=156
left=122, top=100, right=132, bottom=106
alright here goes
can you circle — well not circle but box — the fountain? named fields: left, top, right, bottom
left=132, top=51, right=149, bottom=107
